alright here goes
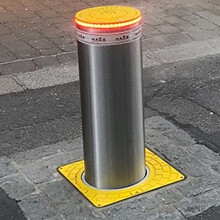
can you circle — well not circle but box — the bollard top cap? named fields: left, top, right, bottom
left=75, top=6, right=141, bottom=32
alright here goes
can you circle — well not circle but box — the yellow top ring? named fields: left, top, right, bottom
left=75, top=6, right=141, bottom=30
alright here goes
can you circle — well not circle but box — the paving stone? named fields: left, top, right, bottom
left=33, top=56, right=60, bottom=68
left=173, top=156, right=209, bottom=177
left=181, top=14, right=202, bottom=22
left=0, top=33, right=19, bottom=42
left=142, top=207, right=185, bottom=220
left=144, top=107, right=158, bottom=118
left=35, top=9, right=59, bottom=19
left=0, top=24, right=11, bottom=35
left=0, top=7, right=8, bottom=14
left=155, top=188, right=183, bottom=205
left=142, top=55, right=161, bottom=68
left=103, top=201, right=184, bottom=220
left=38, top=180, right=75, bottom=204
left=43, top=0, right=64, bottom=6
left=15, top=29, right=43, bottom=41
left=161, top=16, right=186, bottom=25
left=176, top=174, right=220, bottom=197
left=61, top=201, right=105, bottom=220
left=142, top=35, right=173, bottom=50
left=41, top=148, right=83, bottom=170
left=0, top=13, right=18, bottom=23
left=153, top=142, right=189, bottom=162
left=39, top=47, right=63, bottom=55
left=19, top=194, right=57, bottom=220
left=183, top=4, right=204, bottom=13
left=179, top=22, right=202, bottom=32
left=22, top=0, right=40, bottom=7
left=13, top=48, right=40, bottom=59
left=185, top=144, right=220, bottom=164
left=21, top=161, right=55, bottom=184
left=199, top=2, right=220, bottom=11
left=0, top=46, right=16, bottom=63
left=45, top=16, right=68, bottom=25
left=16, top=64, right=78, bottom=89
left=211, top=161, right=220, bottom=174
left=57, top=137, right=83, bottom=151
left=145, top=116, right=179, bottom=132
left=0, top=60, right=36, bottom=75
left=142, top=25, right=161, bottom=39
left=196, top=11, right=220, bottom=26
left=187, top=30, right=220, bottom=41
left=168, top=7, right=193, bottom=17
left=58, top=43, right=77, bottom=52
left=0, top=77, right=23, bottom=94
left=5, top=4, right=25, bottom=12
left=13, top=9, right=37, bottom=19
left=22, top=16, right=44, bottom=24
left=28, top=38, right=56, bottom=50
left=0, top=174, right=35, bottom=200
left=145, top=128, right=174, bottom=149
left=155, top=24, right=180, bottom=34
left=0, top=157, right=17, bottom=178
left=166, top=33, right=193, bottom=45
left=190, top=18, right=218, bottom=30
left=174, top=190, right=220, bottom=218
left=144, top=16, right=164, bottom=26
left=40, top=26, right=65, bottom=38
left=2, top=39, right=35, bottom=51
left=54, top=21, right=75, bottom=33
left=163, top=129, right=196, bottom=147
left=44, top=214, right=65, bottom=220
left=102, top=197, right=158, bottom=219
left=12, top=143, right=63, bottom=166
left=56, top=52, right=78, bottom=65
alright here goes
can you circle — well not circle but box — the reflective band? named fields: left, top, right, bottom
left=76, top=26, right=141, bottom=45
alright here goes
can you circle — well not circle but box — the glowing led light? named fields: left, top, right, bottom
left=75, top=16, right=142, bottom=29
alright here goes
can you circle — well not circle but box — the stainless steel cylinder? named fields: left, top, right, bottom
left=75, top=6, right=146, bottom=189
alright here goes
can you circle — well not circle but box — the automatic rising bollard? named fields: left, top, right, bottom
left=58, top=5, right=185, bottom=208
left=75, top=6, right=146, bottom=189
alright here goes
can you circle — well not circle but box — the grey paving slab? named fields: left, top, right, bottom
left=19, top=194, right=57, bottom=220
left=174, top=190, right=220, bottom=218
left=0, top=174, right=35, bottom=200
left=184, top=144, right=220, bottom=164
left=21, top=161, right=55, bottom=184
left=155, top=188, right=183, bottom=205
left=176, top=174, right=220, bottom=197
left=0, top=157, right=18, bottom=178
left=15, top=64, right=78, bottom=90
left=33, top=56, right=60, bottom=68
left=0, top=76, right=24, bottom=95
left=211, top=161, right=220, bottom=174
left=0, top=60, right=36, bottom=75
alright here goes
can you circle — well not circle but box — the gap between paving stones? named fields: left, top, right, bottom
left=0, top=116, right=220, bottom=219
left=1, top=37, right=220, bottom=96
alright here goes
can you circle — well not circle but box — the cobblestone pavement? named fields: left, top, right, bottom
left=0, top=116, right=220, bottom=219
left=0, top=0, right=220, bottom=76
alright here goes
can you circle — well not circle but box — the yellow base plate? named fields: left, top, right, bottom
left=58, top=148, right=185, bottom=207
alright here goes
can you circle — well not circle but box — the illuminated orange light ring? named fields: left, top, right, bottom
left=75, top=16, right=142, bottom=30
